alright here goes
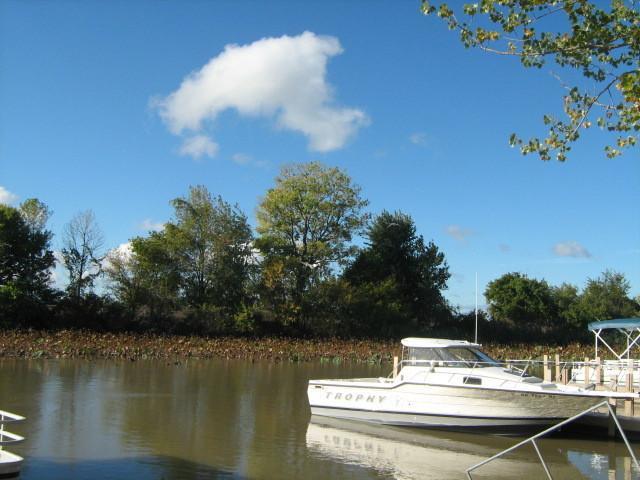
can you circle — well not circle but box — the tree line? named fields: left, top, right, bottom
left=1, top=162, right=638, bottom=342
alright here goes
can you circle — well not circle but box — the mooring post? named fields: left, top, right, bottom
left=554, top=354, right=560, bottom=382
left=561, top=368, right=569, bottom=385
left=624, top=358, right=634, bottom=417
left=595, top=356, right=602, bottom=385
left=608, top=398, right=617, bottom=438
left=584, top=357, right=590, bottom=386
left=393, top=356, right=398, bottom=379
left=543, top=355, right=551, bottom=382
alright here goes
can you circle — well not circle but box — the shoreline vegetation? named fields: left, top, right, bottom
left=0, top=329, right=600, bottom=363
left=2, top=166, right=638, bottom=347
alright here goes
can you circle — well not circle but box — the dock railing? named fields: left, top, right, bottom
left=465, top=400, right=640, bottom=480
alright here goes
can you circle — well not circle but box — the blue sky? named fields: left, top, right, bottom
left=1, top=0, right=638, bottom=311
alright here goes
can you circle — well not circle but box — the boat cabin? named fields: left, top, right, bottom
left=400, top=338, right=499, bottom=369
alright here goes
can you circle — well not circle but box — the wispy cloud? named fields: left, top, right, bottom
left=232, top=153, right=251, bottom=165
left=498, top=244, right=511, bottom=253
left=0, top=186, right=18, bottom=205
left=445, top=225, right=474, bottom=242
left=138, top=219, right=165, bottom=232
left=154, top=32, right=368, bottom=153
left=178, top=134, right=218, bottom=160
left=409, top=132, right=427, bottom=145
left=553, top=241, right=592, bottom=258
left=231, top=153, right=270, bottom=169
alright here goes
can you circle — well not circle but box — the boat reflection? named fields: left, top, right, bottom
left=306, top=416, right=630, bottom=479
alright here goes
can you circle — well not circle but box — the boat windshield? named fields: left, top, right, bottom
left=406, top=347, right=500, bottom=368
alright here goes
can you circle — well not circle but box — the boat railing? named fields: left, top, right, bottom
left=465, top=400, right=640, bottom=480
left=398, top=357, right=640, bottom=386
left=0, top=409, right=25, bottom=448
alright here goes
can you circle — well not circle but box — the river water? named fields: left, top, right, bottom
left=1, top=358, right=638, bottom=479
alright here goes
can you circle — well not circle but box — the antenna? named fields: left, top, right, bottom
left=474, top=272, right=478, bottom=344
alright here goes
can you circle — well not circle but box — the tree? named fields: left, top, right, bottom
left=0, top=203, right=56, bottom=326
left=551, top=282, right=582, bottom=329
left=61, top=210, right=105, bottom=299
left=576, top=270, right=639, bottom=321
left=19, top=198, right=53, bottom=232
left=104, top=234, right=181, bottom=329
left=255, top=162, right=369, bottom=327
left=485, top=272, right=557, bottom=331
left=421, top=0, right=639, bottom=161
left=344, top=211, right=451, bottom=336
left=166, top=186, right=254, bottom=315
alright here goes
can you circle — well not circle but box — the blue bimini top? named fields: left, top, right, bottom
left=588, top=318, right=640, bottom=332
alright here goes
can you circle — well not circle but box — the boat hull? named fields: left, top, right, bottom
left=0, top=450, right=23, bottom=479
left=308, top=381, right=604, bottom=432
left=310, top=406, right=563, bottom=430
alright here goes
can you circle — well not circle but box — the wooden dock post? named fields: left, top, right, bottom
left=561, top=368, right=569, bottom=385
left=584, top=357, right=590, bottom=386
left=608, top=398, right=617, bottom=438
left=554, top=354, right=560, bottom=382
left=543, top=355, right=551, bottom=382
left=624, top=358, right=634, bottom=417
left=393, top=356, right=398, bottom=379
left=595, top=356, right=602, bottom=384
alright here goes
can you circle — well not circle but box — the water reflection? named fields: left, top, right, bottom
left=307, top=417, right=591, bottom=479
left=0, top=358, right=638, bottom=479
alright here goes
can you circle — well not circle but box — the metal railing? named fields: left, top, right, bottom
left=465, top=400, right=639, bottom=480
left=0, top=409, right=25, bottom=446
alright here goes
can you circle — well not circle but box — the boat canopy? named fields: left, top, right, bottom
left=587, top=318, right=640, bottom=360
left=401, top=338, right=480, bottom=349
left=588, top=318, right=640, bottom=332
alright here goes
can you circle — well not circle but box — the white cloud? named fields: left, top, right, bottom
left=553, top=241, right=592, bottom=258
left=103, top=242, right=134, bottom=271
left=178, top=134, right=219, bottom=160
left=0, top=186, right=18, bottom=205
left=155, top=32, right=368, bottom=152
left=445, top=225, right=474, bottom=242
left=409, top=132, right=427, bottom=145
left=138, top=219, right=165, bottom=232
left=232, top=153, right=251, bottom=165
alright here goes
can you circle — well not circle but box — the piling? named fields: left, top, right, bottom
left=624, top=358, right=634, bottom=417
left=554, top=354, right=560, bottom=382
left=584, top=357, right=590, bottom=386
left=595, top=356, right=602, bottom=385
left=543, top=355, right=551, bottom=382
left=608, top=398, right=617, bottom=438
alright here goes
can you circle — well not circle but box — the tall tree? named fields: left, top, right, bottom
left=166, top=185, right=254, bottom=313
left=104, top=234, right=181, bottom=328
left=255, top=162, right=368, bottom=327
left=485, top=272, right=557, bottom=331
left=421, top=0, right=639, bottom=160
left=576, top=270, right=639, bottom=321
left=19, top=198, right=52, bottom=232
left=61, top=210, right=105, bottom=299
left=344, top=211, right=451, bottom=336
left=0, top=203, right=55, bottom=326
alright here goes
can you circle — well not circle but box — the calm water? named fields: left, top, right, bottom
left=1, top=358, right=638, bottom=479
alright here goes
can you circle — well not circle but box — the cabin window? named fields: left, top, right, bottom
left=407, top=347, right=443, bottom=366
left=405, top=347, right=500, bottom=368
left=463, top=376, right=482, bottom=385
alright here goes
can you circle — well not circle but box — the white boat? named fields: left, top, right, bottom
left=307, top=338, right=638, bottom=433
